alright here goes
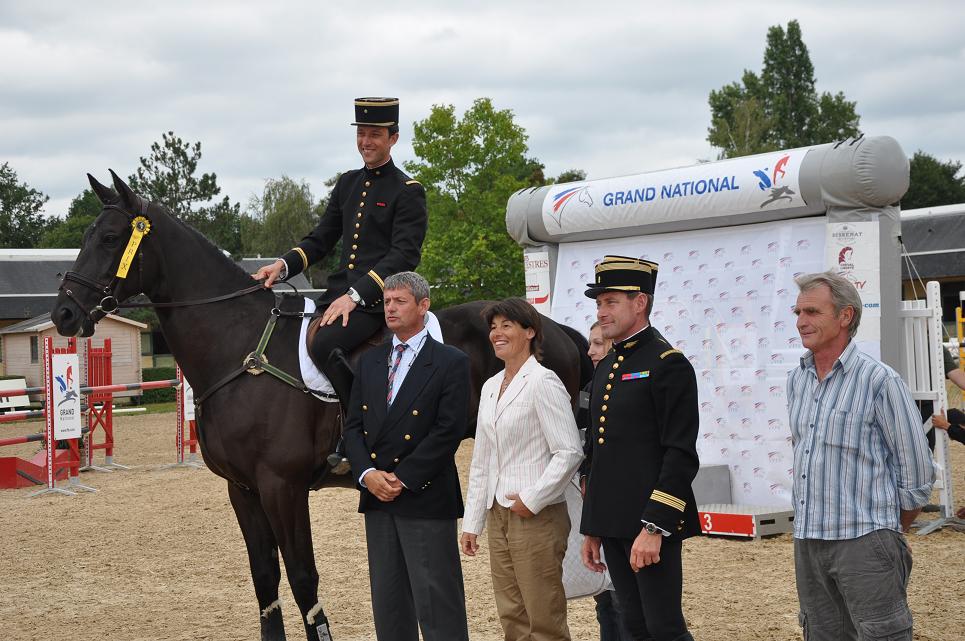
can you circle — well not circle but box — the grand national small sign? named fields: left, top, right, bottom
left=51, top=353, right=82, bottom=440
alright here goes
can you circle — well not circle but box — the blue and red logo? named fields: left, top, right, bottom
left=56, top=365, right=78, bottom=407
left=547, top=186, right=592, bottom=227
left=753, top=154, right=796, bottom=208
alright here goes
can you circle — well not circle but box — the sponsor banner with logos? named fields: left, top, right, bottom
left=552, top=216, right=829, bottom=507
left=524, top=250, right=553, bottom=314
left=51, top=353, right=82, bottom=440
left=825, top=221, right=881, bottom=352
left=542, top=149, right=807, bottom=235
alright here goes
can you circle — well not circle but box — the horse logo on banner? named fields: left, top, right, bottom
left=547, top=185, right=593, bottom=227
left=753, top=154, right=797, bottom=208
left=56, top=365, right=78, bottom=407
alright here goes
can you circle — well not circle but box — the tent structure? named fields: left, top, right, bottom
left=505, top=136, right=915, bottom=509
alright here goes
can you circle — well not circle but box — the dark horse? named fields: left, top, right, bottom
left=50, top=171, right=591, bottom=641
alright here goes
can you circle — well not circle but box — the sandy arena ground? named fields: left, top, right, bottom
left=0, top=412, right=962, bottom=641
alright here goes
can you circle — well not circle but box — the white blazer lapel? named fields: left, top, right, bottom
left=494, top=355, right=538, bottom=423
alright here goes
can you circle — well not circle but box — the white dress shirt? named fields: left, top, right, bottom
left=463, top=355, right=583, bottom=535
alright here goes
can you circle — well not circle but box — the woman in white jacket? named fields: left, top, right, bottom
left=460, top=297, right=583, bottom=641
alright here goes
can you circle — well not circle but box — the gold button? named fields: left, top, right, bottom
left=353, top=234, right=359, bottom=240
left=362, top=405, right=368, bottom=411
left=601, top=404, right=608, bottom=412
left=606, top=384, right=612, bottom=390
left=363, top=108, right=368, bottom=113
left=618, top=355, right=624, bottom=362
left=370, top=452, right=376, bottom=460
left=350, top=254, right=356, bottom=260
left=612, top=363, right=619, bottom=369
left=375, top=170, right=381, bottom=175
left=603, top=394, right=609, bottom=401
left=355, top=223, right=360, bottom=229
left=599, top=427, right=605, bottom=434
left=364, top=430, right=368, bottom=435
left=348, top=264, right=355, bottom=269
left=365, top=181, right=371, bottom=187
left=404, top=434, right=411, bottom=440
left=357, top=212, right=362, bottom=218
left=598, top=437, right=605, bottom=445
left=352, top=244, right=358, bottom=250
left=608, top=373, right=614, bottom=380
left=359, top=201, right=365, bottom=207
left=412, top=410, right=419, bottom=416
left=394, top=458, right=399, bottom=463
left=362, top=191, right=367, bottom=197
left=599, top=416, right=606, bottom=423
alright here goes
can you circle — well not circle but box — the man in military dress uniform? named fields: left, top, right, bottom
left=579, top=255, right=700, bottom=641
left=255, top=97, right=427, bottom=424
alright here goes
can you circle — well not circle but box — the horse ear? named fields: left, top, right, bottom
left=108, top=168, right=143, bottom=212
left=87, top=173, right=118, bottom=204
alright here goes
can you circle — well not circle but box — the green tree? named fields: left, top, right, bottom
left=552, top=169, right=588, bottom=184
left=707, top=20, right=861, bottom=158
left=128, top=131, right=242, bottom=254
left=0, top=162, right=50, bottom=248
left=405, top=98, right=537, bottom=306
left=902, top=151, right=965, bottom=210
left=39, top=189, right=102, bottom=248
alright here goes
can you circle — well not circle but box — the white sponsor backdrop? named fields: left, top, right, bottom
left=552, top=217, right=829, bottom=506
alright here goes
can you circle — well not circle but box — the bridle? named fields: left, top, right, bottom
left=59, top=201, right=265, bottom=323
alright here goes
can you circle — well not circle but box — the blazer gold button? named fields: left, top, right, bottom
left=353, top=233, right=359, bottom=239
left=612, top=363, right=619, bottom=369
left=348, top=264, right=355, bottom=269
left=362, top=191, right=367, bottom=197
left=355, top=223, right=360, bottom=229
left=352, top=244, right=358, bottom=250
left=412, top=410, right=419, bottom=416
left=357, top=212, right=363, bottom=218
left=606, top=384, right=612, bottom=390
left=598, top=437, right=605, bottom=444
left=359, top=201, right=364, bottom=207
left=394, top=458, right=399, bottom=463
left=370, top=452, right=376, bottom=459
left=599, top=416, right=606, bottom=423
left=603, top=394, right=609, bottom=401
left=618, top=355, right=624, bottom=362
left=365, top=181, right=371, bottom=187
left=364, top=431, right=368, bottom=435
left=598, top=427, right=605, bottom=434
left=608, top=373, right=614, bottom=380
left=350, top=254, right=356, bottom=260
left=404, top=434, right=411, bottom=440
left=362, top=405, right=368, bottom=411
left=601, top=404, right=607, bottom=412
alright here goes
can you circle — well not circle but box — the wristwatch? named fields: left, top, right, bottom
left=347, top=287, right=363, bottom=306
left=644, top=522, right=658, bottom=535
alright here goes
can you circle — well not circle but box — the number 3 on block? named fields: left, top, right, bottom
left=702, top=513, right=713, bottom=531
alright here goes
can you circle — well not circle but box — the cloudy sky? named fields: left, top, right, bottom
left=2, top=1, right=963, bottom=220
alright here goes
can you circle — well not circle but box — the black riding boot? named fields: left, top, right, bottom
left=320, top=347, right=354, bottom=474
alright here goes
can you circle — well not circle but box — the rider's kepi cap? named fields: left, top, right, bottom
left=351, top=97, right=399, bottom=128
left=584, top=255, right=659, bottom=299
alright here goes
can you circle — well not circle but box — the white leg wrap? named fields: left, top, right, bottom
left=305, top=602, right=324, bottom=625
left=261, top=599, right=281, bottom=618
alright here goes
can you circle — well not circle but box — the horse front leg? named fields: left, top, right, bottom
left=259, top=476, right=333, bottom=641
left=228, top=483, right=287, bottom=641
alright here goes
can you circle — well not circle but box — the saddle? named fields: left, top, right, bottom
left=305, top=316, right=388, bottom=370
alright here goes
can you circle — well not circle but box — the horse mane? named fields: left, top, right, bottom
left=156, top=203, right=251, bottom=281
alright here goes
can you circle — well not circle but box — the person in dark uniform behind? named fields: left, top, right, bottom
left=579, top=255, right=700, bottom=641
left=254, top=97, right=427, bottom=467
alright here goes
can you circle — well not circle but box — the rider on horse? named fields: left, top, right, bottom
left=254, top=97, right=428, bottom=469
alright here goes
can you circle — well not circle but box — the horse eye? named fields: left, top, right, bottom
left=103, top=233, right=119, bottom=245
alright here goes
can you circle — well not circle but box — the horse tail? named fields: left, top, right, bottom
left=556, top=323, right=593, bottom=388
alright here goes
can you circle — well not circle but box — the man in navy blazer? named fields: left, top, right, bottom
left=343, top=271, right=470, bottom=641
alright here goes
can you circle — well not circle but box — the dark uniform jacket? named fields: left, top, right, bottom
left=580, top=326, right=701, bottom=541
left=280, top=158, right=427, bottom=312
left=343, top=336, right=469, bottom=519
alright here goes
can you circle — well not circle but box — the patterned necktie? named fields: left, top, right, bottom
left=387, top=343, right=408, bottom=406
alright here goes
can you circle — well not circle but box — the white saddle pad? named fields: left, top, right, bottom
left=298, top=298, right=444, bottom=402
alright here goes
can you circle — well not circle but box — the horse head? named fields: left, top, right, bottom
left=52, top=170, right=166, bottom=337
